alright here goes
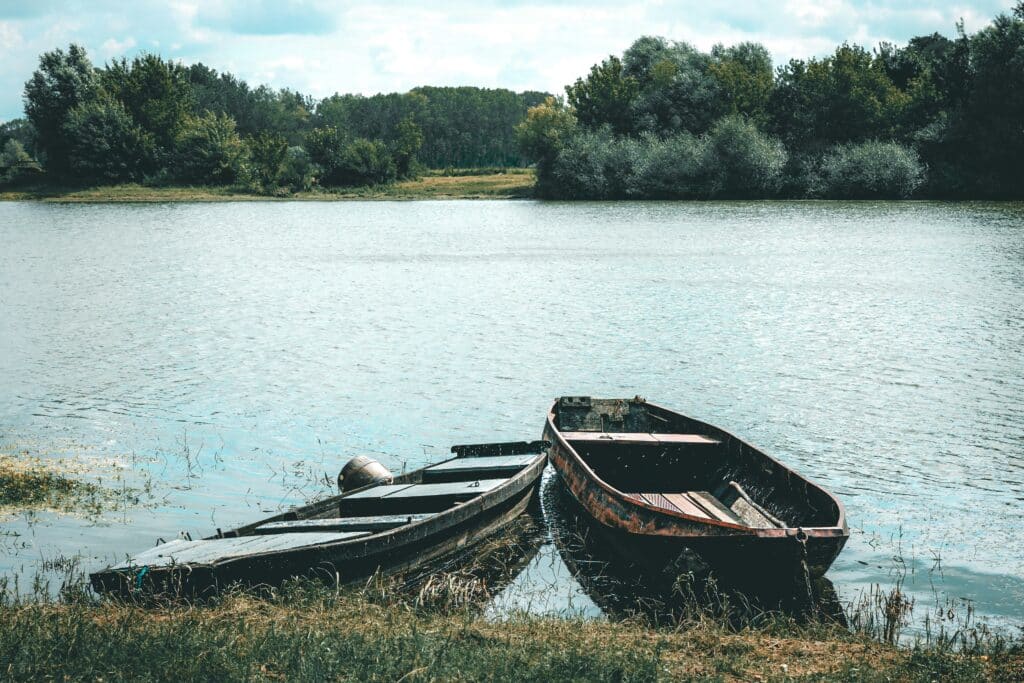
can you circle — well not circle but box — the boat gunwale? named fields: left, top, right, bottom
left=100, top=451, right=548, bottom=575
left=546, top=399, right=847, bottom=540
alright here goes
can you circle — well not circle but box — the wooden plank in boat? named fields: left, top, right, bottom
left=123, top=531, right=369, bottom=567
left=638, top=492, right=682, bottom=513
left=663, top=493, right=713, bottom=520
left=423, top=454, right=534, bottom=481
left=688, top=491, right=742, bottom=525
left=341, top=484, right=414, bottom=500
left=560, top=432, right=719, bottom=445
left=255, top=514, right=431, bottom=534
left=383, top=479, right=507, bottom=499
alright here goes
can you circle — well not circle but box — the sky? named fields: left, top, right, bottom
left=0, top=0, right=1017, bottom=122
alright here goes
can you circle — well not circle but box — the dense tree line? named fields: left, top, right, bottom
left=517, top=4, right=1024, bottom=199
left=1, top=46, right=547, bottom=192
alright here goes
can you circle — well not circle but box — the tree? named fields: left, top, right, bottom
left=23, top=44, right=98, bottom=174
left=768, top=44, right=907, bottom=151
left=708, top=43, right=774, bottom=122
left=174, top=112, right=247, bottom=184
left=102, top=54, right=194, bottom=151
left=701, top=115, right=787, bottom=197
left=247, top=132, right=288, bottom=189
left=390, top=115, right=423, bottom=177
left=0, top=139, right=42, bottom=185
left=565, top=56, right=638, bottom=134
left=63, top=96, right=156, bottom=183
left=514, top=97, right=577, bottom=191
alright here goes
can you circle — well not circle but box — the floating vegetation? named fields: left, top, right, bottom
left=0, top=452, right=142, bottom=519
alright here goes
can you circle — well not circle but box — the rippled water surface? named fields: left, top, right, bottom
left=1, top=200, right=1022, bottom=627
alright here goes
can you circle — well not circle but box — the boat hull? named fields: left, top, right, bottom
left=544, top=398, right=848, bottom=586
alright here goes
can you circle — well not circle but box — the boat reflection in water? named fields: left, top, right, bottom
left=542, top=473, right=846, bottom=627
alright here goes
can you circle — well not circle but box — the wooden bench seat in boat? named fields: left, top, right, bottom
left=340, top=479, right=509, bottom=514
left=114, top=531, right=370, bottom=569
left=560, top=432, right=720, bottom=445
left=422, top=454, right=537, bottom=482
left=254, top=514, right=433, bottom=534
left=627, top=484, right=785, bottom=529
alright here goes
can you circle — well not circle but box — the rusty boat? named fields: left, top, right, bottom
left=543, top=397, right=847, bottom=586
left=91, top=441, right=548, bottom=596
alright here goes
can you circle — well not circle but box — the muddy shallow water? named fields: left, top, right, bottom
left=1, top=199, right=1022, bottom=629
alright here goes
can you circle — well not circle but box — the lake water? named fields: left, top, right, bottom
left=1, top=199, right=1022, bottom=629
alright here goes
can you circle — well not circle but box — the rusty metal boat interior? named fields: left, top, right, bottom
left=544, top=397, right=848, bottom=585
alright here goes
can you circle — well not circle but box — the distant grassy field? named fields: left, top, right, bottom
left=0, top=169, right=536, bottom=202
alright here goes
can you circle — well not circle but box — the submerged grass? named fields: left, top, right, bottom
left=0, top=453, right=108, bottom=514
left=0, top=169, right=536, bottom=203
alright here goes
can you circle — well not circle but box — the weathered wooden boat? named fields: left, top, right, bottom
left=543, top=397, right=848, bottom=587
left=90, top=441, right=548, bottom=597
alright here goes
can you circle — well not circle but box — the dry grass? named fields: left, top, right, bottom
left=0, top=170, right=536, bottom=203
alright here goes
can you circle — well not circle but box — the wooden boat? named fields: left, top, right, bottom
left=543, top=397, right=848, bottom=586
left=90, top=441, right=548, bottom=597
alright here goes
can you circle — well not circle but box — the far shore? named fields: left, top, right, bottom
left=0, top=169, right=536, bottom=203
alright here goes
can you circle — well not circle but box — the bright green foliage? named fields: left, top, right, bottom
left=566, top=56, right=639, bottom=134
left=23, top=44, right=99, bottom=174
left=173, top=112, right=247, bottom=185
left=514, top=97, right=577, bottom=193
left=101, top=54, right=194, bottom=151
left=62, top=97, right=156, bottom=183
left=814, top=141, right=925, bottom=198
left=246, top=132, right=288, bottom=189
left=0, top=139, right=42, bottom=185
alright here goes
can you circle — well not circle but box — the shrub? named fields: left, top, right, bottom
left=628, top=132, right=705, bottom=198
left=279, top=146, right=314, bottom=191
left=702, top=115, right=787, bottom=197
left=0, top=139, right=43, bottom=185
left=174, top=111, right=247, bottom=185
left=246, top=132, right=288, bottom=191
left=62, top=97, right=155, bottom=183
left=814, top=141, right=926, bottom=198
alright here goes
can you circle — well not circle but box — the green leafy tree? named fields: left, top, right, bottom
left=102, top=54, right=194, bottom=151
left=768, top=44, right=907, bottom=151
left=0, top=139, right=42, bottom=185
left=514, top=97, right=577, bottom=192
left=708, top=43, right=774, bottom=122
left=174, top=112, right=247, bottom=185
left=701, top=115, right=787, bottom=197
left=62, top=96, right=156, bottom=183
left=247, top=132, right=288, bottom=189
left=391, top=115, right=423, bottom=177
left=23, top=44, right=99, bottom=174
left=565, top=56, right=638, bottom=134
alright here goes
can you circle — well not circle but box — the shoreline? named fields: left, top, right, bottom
left=0, top=170, right=536, bottom=203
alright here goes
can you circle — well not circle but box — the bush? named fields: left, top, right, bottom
left=548, top=130, right=612, bottom=198
left=246, top=132, right=288, bottom=191
left=174, top=111, right=247, bottom=185
left=628, top=132, right=705, bottom=198
left=814, top=141, right=925, bottom=198
left=306, top=127, right=396, bottom=187
left=62, top=97, right=155, bottom=183
left=279, top=146, right=314, bottom=191
left=702, top=115, right=787, bottom=197
left=0, top=139, right=43, bottom=186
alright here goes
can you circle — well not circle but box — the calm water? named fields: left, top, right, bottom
left=1, top=200, right=1022, bottom=628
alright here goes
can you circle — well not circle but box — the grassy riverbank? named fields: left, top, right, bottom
left=1, top=581, right=1019, bottom=682
left=0, top=169, right=535, bottom=203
